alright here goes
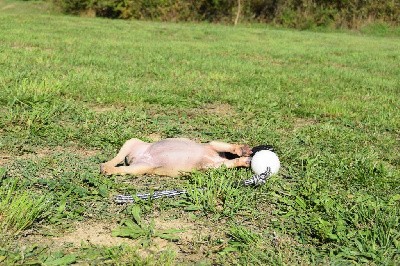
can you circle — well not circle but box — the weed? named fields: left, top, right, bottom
left=221, top=225, right=261, bottom=253
left=112, top=205, right=182, bottom=245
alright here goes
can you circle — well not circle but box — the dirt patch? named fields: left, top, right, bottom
left=20, top=221, right=147, bottom=258
left=35, top=146, right=100, bottom=158
left=1, top=146, right=99, bottom=160
left=20, top=215, right=213, bottom=261
left=51, top=221, right=137, bottom=248
left=22, top=220, right=178, bottom=251
left=17, top=206, right=226, bottom=263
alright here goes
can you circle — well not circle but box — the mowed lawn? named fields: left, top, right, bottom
left=0, top=0, right=399, bottom=265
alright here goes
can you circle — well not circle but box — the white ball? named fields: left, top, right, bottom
left=251, top=150, right=280, bottom=175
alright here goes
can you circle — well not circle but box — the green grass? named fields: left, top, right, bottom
left=0, top=0, right=399, bottom=264
left=0, top=179, right=49, bottom=237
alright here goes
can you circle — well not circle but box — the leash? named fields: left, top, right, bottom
left=114, top=167, right=272, bottom=204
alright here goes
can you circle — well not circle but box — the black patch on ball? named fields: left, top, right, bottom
left=251, top=145, right=275, bottom=155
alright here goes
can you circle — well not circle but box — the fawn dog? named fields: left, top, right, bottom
left=100, top=138, right=252, bottom=177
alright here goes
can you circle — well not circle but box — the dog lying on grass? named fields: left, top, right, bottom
left=101, top=138, right=252, bottom=177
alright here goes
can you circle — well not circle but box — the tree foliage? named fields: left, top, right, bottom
left=53, top=0, right=399, bottom=28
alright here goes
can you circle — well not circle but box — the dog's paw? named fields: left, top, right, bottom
left=234, top=145, right=252, bottom=157
left=241, top=145, right=252, bottom=157
left=238, top=157, right=251, bottom=167
left=100, top=163, right=111, bottom=175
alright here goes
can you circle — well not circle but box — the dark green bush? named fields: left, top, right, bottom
left=52, top=0, right=400, bottom=28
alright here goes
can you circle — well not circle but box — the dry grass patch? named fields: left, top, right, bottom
left=0, top=3, right=15, bottom=10
left=19, top=214, right=218, bottom=262
left=51, top=221, right=136, bottom=247
left=35, top=146, right=100, bottom=158
left=21, top=221, right=137, bottom=249
left=200, top=102, right=237, bottom=117
left=292, top=117, right=318, bottom=131
left=0, top=145, right=99, bottom=165
left=89, top=105, right=122, bottom=114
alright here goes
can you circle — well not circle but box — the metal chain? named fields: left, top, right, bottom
left=114, top=167, right=273, bottom=204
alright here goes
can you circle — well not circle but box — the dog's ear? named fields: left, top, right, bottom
left=251, top=145, right=275, bottom=155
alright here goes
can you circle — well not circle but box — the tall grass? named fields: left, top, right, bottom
left=0, top=179, right=49, bottom=237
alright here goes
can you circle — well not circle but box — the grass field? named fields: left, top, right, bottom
left=0, top=0, right=399, bottom=264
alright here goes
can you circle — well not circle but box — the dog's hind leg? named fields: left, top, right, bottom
left=101, top=162, right=155, bottom=176
left=100, top=138, right=146, bottom=175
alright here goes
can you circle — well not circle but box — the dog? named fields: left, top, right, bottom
left=100, top=138, right=252, bottom=177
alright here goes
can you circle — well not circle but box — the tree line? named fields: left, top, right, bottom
left=53, top=0, right=399, bottom=29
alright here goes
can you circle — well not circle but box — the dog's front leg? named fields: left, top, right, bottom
left=208, top=141, right=252, bottom=156
left=206, top=157, right=251, bottom=169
